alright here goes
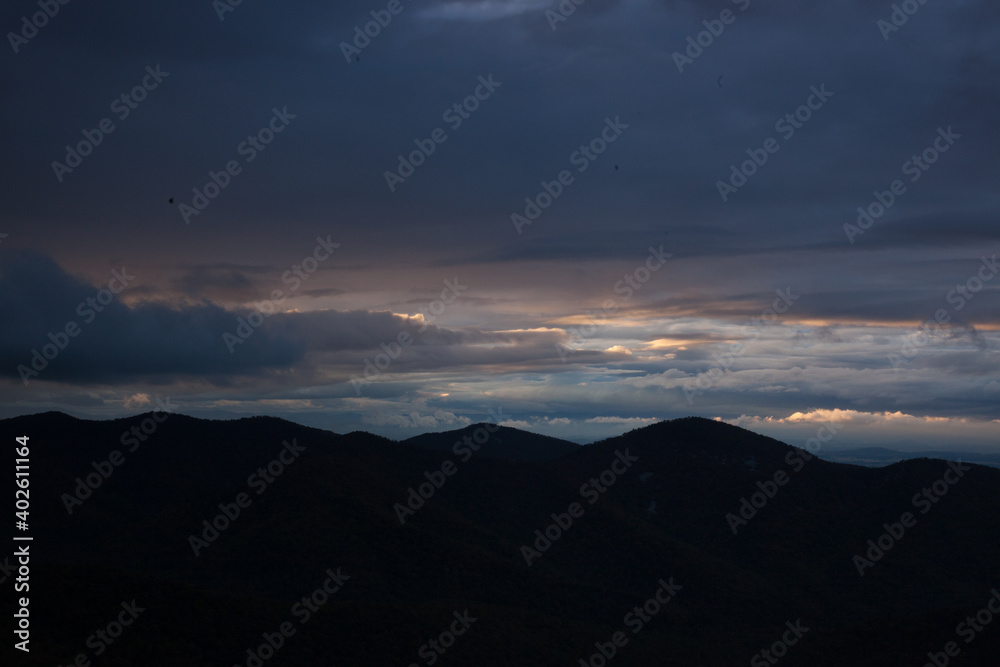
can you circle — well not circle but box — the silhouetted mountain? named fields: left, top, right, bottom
left=402, top=423, right=580, bottom=461
left=822, top=446, right=1000, bottom=468
left=2, top=412, right=999, bottom=666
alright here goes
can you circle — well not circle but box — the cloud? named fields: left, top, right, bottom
left=584, top=416, right=658, bottom=428
left=419, top=0, right=550, bottom=21
left=0, top=251, right=306, bottom=384
left=724, top=409, right=957, bottom=428
left=0, top=253, right=576, bottom=387
left=362, top=408, right=472, bottom=429
left=122, top=393, right=152, bottom=409
left=718, top=409, right=1000, bottom=452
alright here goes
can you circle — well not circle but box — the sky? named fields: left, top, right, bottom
left=1, top=0, right=998, bottom=450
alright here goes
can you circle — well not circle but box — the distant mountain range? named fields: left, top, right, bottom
left=819, top=446, right=1000, bottom=469
left=2, top=412, right=999, bottom=666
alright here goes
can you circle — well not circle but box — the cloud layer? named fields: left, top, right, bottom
left=1, top=0, right=998, bottom=447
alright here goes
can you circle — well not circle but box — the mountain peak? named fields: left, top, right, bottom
left=401, top=422, right=580, bottom=462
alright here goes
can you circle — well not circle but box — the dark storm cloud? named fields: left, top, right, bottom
left=0, top=252, right=569, bottom=385
left=0, top=251, right=305, bottom=383
left=3, top=0, right=997, bottom=275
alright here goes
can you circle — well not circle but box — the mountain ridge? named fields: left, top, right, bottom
left=3, top=412, right=999, bottom=665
